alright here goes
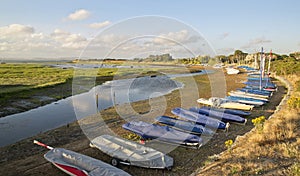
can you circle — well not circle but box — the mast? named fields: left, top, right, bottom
left=259, top=47, right=264, bottom=90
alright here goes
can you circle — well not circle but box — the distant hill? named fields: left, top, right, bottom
left=135, top=53, right=174, bottom=62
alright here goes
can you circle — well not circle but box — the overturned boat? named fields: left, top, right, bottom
left=156, top=115, right=215, bottom=135
left=189, top=107, right=246, bottom=124
left=198, top=106, right=251, bottom=116
left=122, top=121, right=203, bottom=148
left=171, top=107, right=229, bottom=130
left=90, top=135, right=173, bottom=170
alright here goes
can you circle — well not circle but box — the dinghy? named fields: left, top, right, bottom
left=189, top=107, right=246, bottom=124
left=196, top=106, right=251, bottom=116
left=197, top=97, right=254, bottom=111
left=90, top=135, right=173, bottom=169
left=225, top=96, right=265, bottom=106
left=171, top=107, right=229, bottom=130
left=229, top=90, right=269, bottom=99
left=228, top=92, right=269, bottom=101
left=34, top=140, right=131, bottom=176
left=122, top=121, right=203, bottom=148
left=156, top=116, right=215, bottom=135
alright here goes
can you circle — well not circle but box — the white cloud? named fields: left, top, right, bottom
left=89, top=21, right=111, bottom=29
left=219, top=32, right=230, bottom=40
left=153, top=30, right=200, bottom=45
left=242, top=37, right=272, bottom=49
left=67, top=9, right=91, bottom=21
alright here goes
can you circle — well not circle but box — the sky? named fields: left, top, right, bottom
left=0, top=0, right=299, bottom=59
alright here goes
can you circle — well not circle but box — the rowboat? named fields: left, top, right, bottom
left=90, top=135, right=173, bottom=169
left=197, top=97, right=254, bottom=111
left=189, top=107, right=246, bottom=124
left=171, top=107, right=229, bottom=130
left=122, top=121, right=203, bottom=148
left=34, top=140, right=131, bottom=176
left=155, top=115, right=215, bottom=135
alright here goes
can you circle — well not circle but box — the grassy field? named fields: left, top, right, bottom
left=0, top=63, right=198, bottom=117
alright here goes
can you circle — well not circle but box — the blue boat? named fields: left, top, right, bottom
left=237, top=88, right=272, bottom=96
left=244, top=81, right=276, bottom=89
left=197, top=106, right=251, bottom=116
left=122, top=121, right=203, bottom=147
left=226, top=96, right=266, bottom=106
left=171, top=107, right=229, bottom=130
left=247, top=77, right=271, bottom=81
left=189, top=107, right=246, bottom=124
left=156, top=116, right=214, bottom=136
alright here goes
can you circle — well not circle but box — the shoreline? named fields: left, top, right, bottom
left=0, top=69, right=287, bottom=176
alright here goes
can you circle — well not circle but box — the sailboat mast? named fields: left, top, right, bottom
left=259, top=47, right=264, bottom=90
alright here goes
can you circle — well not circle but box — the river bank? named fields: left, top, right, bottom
left=0, top=68, right=286, bottom=176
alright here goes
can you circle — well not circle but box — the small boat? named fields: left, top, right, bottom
left=244, top=81, right=276, bottom=89
left=90, top=135, right=173, bottom=170
left=247, top=77, right=271, bottom=81
left=34, top=140, right=131, bottom=176
left=196, top=106, right=251, bottom=116
left=228, top=91, right=269, bottom=101
left=226, top=96, right=265, bottom=106
left=197, top=97, right=254, bottom=111
left=155, top=115, right=215, bottom=135
left=189, top=107, right=246, bottom=124
left=171, top=107, right=229, bottom=130
left=230, top=90, right=270, bottom=99
left=237, top=88, right=272, bottom=96
left=225, top=67, right=239, bottom=74
left=122, top=121, right=203, bottom=148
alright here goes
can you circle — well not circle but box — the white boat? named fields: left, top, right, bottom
left=225, top=67, right=239, bottom=74
left=197, top=97, right=254, bottom=111
left=228, top=91, right=269, bottom=101
left=90, top=135, right=174, bottom=169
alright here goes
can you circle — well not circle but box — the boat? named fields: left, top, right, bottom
left=196, top=106, right=251, bottom=116
left=189, top=107, right=246, bottom=124
left=244, top=81, right=276, bottom=89
left=122, top=121, right=203, bottom=148
left=34, top=140, right=131, bottom=176
left=237, top=87, right=272, bottom=96
left=171, top=107, right=229, bottom=130
left=228, top=91, right=269, bottom=101
left=155, top=115, right=215, bottom=135
left=225, top=67, right=240, bottom=74
left=229, top=90, right=270, bottom=99
left=225, top=96, right=265, bottom=106
left=89, top=135, right=173, bottom=169
left=197, top=97, right=254, bottom=111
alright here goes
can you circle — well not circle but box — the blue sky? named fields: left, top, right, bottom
left=0, top=0, right=299, bottom=59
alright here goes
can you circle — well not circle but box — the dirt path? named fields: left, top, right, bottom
left=0, top=70, right=286, bottom=176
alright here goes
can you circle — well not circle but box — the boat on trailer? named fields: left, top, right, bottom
left=34, top=140, right=131, bottom=176
left=90, top=135, right=173, bottom=170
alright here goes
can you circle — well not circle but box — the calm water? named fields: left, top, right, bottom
left=0, top=70, right=212, bottom=147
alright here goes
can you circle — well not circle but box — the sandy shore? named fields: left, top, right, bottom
left=0, top=68, right=286, bottom=176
